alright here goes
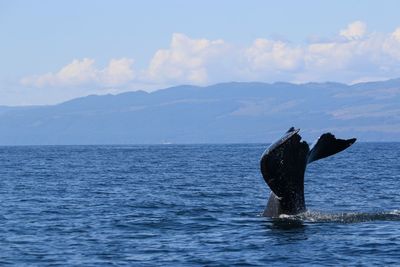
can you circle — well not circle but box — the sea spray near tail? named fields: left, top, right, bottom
left=260, top=127, right=356, bottom=217
left=270, top=210, right=400, bottom=223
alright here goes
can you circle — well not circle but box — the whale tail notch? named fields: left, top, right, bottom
left=307, top=133, right=356, bottom=164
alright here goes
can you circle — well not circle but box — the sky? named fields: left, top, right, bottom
left=1, top=0, right=400, bottom=106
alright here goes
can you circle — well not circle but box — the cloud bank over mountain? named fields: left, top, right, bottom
left=21, top=21, right=400, bottom=94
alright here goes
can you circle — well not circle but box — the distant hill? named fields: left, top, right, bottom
left=1, top=79, right=400, bottom=145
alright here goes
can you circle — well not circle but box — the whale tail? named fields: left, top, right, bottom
left=260, top=127, right=357, bottom=216
left=307, top=133, right=356, bottom=164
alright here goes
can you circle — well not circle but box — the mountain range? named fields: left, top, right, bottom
left=1, top=79, right=400, bottom=145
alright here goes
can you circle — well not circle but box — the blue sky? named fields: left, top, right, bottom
left=1, top=0, right=400, bottom=105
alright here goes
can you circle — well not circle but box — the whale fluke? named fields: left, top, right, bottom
left=260, top=127, right=356, bottom=217
left=308, top=133, right=356, bottom=164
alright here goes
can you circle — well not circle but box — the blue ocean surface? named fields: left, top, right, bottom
left=0, top=143, right=400, bottom=266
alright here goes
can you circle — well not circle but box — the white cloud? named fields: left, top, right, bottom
left=21, top=58, right=135, bottom=88
left=100, top=58, right=135, bottom=86
left=339, top=21, right=367, bottom=40
left=20, top=21, right=400, bottom=92
left=245, top=39, right=303, bottom=71
left=146, top=33, right=227, bottom=84
left=383, top=27, right=400, bottom=60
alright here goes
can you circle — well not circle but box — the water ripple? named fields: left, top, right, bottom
left=0, top=143, right=399, bottom=265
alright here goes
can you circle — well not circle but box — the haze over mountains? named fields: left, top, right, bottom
left=1, top=79, right=400, bottom=145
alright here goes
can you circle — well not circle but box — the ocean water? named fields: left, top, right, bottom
left=0, top=143, right=399, bottom=266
